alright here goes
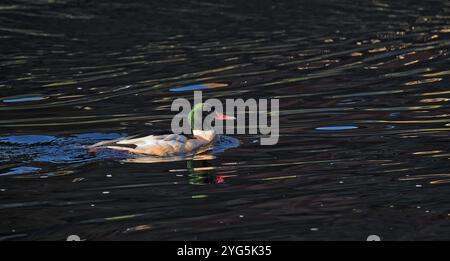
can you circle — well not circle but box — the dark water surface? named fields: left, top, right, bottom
left=1, top=0, right=450, bottom=240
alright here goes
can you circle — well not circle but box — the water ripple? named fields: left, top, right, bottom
left=1, top=0, right=450, bottom=240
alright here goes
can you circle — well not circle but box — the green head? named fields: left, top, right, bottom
left=187, top=102, right=236, bottom=131
left=188, top=103, right=205, bottom=131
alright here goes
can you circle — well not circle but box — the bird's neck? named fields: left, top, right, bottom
left=193, top=129, right=216, bottom=142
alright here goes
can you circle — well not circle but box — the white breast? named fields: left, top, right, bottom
left=193, top=130, right=216, bottom=142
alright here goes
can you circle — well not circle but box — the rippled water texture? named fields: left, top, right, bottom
left=1, top=0, right=450, bottom=240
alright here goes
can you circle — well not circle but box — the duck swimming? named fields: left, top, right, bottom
left=89, top=103, right=235, bottom=157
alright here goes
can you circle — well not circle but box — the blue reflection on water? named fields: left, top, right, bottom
left=0, top=135, right=56, bottom=144
left=316, top=126, right=359, bottom=131
left=2, top=96, right=46, bottom=103
left=0, top=133, right=124, bottom=176
left=170, top=84, right=211, bottom=92
left=0, top=132, right=239, bottom=176
left=0, top=166, right=41, bottom=176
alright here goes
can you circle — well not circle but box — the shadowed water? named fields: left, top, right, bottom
left=1, top=0, right=450, bottom=240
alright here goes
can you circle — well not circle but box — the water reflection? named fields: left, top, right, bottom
left=0, top=0, right=450, bottom=240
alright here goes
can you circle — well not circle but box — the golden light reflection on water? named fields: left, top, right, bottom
left=404, top=77, right=442, bottom=86
left=413, top=150, right=443, bottom=155
left=430, top=179, right=450, bottom=184
left=421, top=90, right=450, bottom=96
left=1, top=0, right=450, bottom=240
left=404, top=60, right=419, bottom=66
left=420, top=98, right=450, bottom=103
left=399, top=174, right=450, bottom=186
left=423, top=70, right=450, bottom=77
left=125, top=154, right=216, bottom=164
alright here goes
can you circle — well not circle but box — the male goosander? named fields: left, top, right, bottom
left=89, top=103, right=235, bottom=156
